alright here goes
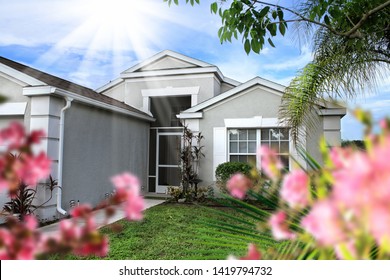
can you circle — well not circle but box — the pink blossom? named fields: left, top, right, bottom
left=332, top=137, right=390, bottom=211
left=269, top=211, right=296, bottom=240
left=240, top=244, right=262, bottom=260
left=71, top=205, right=93, bottom=218
left=16, top=152, right=51, bottom=186
left=368, top=203, right=390, bottom=246
left=59, top=219, right=82, bottom=240
left=301, top=200, right=346, bottom=246
left=111, top=172, right=140, bottom=192
left=111, top=172, right=144, bottom=221
left=29, top=130, right=46, bottom=144
left=24, top=215, right=38, bottom=230
left=280, top=169, right=309, bottom=208
left=75, top=233, right=109, bottom=257
left=0, top=122, right=25, bottom=149
left=379, top=119, right=388, bottom=130
left=125, top=192, right=145, bottom=221
left=329, top=147, right=353, bottom=169
left=15, top=238, right=36, bottom=260
left=226, top=173, right=252, bottom=199
left=258, top=145, right=283, bottom=181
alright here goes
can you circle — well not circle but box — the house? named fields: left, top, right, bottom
left=0, top=50, right=345, bottom=221
left=100, top=50, right=346, bottom=193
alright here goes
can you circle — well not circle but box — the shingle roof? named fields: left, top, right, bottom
left=0, top=56, right=151, bottom=118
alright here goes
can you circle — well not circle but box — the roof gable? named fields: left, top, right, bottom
left=139, top=56, right=198, bottom=71
left=184, top=77, right=286, bottom=113
left=121, top=50, right=213, bottom=73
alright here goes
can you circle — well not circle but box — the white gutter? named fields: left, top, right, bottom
left=57, top=97, right=73, bottom=215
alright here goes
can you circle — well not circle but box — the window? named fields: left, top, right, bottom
left=260, top=128, right=290, bottom=168
left=228, top=129, right=257, bottom=164
left=228, top=128, right=290, bottom=168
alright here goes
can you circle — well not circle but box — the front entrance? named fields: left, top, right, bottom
left=147, top=130, right=183, bottom=194
left=147, top=95, right=191, bottom=194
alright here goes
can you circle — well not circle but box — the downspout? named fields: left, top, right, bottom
left=57, top=97, right=73, bottom=215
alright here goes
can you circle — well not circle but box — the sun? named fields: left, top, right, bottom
left=88, top=0, right=150, bottom=29
left=35, top=0, right=170, bottom=85
left=83, top=0, right=160, bottom=54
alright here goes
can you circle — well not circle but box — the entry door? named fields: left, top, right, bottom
left=156, top=133, right=182, bottom=193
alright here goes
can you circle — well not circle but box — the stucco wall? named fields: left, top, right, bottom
left=0, top=75, right=29, bottom=102
left=198, top=86, right=282, bottom=187
left=140, top=57, right=195, bottom=71
left=220, top=82, right=235, bottom=93
left=105, top=76, right=217, bottom=110
left=103, top=82, right=125, bottom=102
left=61, top=102, right=150, bottom=210
left=0, top=75, right=31, bottom=129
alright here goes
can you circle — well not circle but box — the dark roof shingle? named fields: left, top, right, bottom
left=0, top=56, right=151, bottom=118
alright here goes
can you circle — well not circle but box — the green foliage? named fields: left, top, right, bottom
left=167, top=186, right=183, bottom=202
left=166, top=0, right=390, bottom=142
left=179, top=126, right=204, bottom=194
left=64, top=204, right=278, bottom=260
left=3, top=176, right=58, bottom=220
left=167, top=185, right=213, bottom=202
left=3, top=182, right=37, bottom=220
left=341, top=140, right=366, bottom=150
left=215, top=161, right=252, bottom=194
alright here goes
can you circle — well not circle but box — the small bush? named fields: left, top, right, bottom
left=215, top=161, right=252, bottom=194
left=167, top=186, right=183, bottom=202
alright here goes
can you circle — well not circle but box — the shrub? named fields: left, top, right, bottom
left=167, top=186, right=183, bottom=202
left=215, top=161, right=252, bottom=194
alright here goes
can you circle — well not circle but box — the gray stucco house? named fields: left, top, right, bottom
left=0, top=50, right=345, bottom=221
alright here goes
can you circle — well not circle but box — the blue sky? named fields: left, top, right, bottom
left=0, top=0, right=389, bottom=140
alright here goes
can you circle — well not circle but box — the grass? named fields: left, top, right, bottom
left=64, top=202, right=279, bottom=260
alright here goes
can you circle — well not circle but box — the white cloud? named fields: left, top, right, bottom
left=262, top=45, right=313, bottom=71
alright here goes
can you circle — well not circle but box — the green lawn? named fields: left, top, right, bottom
left=77, top=202, right=278, bottom=260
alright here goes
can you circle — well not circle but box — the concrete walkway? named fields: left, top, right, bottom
left=38, top=198, right=165, bottom=237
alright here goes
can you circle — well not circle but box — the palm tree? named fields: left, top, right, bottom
left=280, top=0, right=390, bottom=142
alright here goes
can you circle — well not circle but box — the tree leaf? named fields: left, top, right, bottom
left=258, top=6, right=270, bottom=18
left=251, top=39, right=261, bottom=53
left=268, top=37, right=275, bottom=48
left=244, top=39, right=251, bottom=54
left=279, top=22, right=286, bottom=36
left=211, top=2, right=218, bottom=14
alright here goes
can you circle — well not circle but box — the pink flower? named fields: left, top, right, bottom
left=329, top=147, right=353, bottom=169
left=301, top=199, right=346, bottom=246
left=75, top=233, right=109, bottom=257
left=280, top=169, right=309, bottom=208
left=368, top=203, right=390, bottom=246
left=111, top=172, right=140, bottom=192
left=16, top=152, right=51, bottom=186
left=269, top=211, right=296, bottom=240
left=240, top=244, right=262, bottom=260
left=59, top=219, right=82, bottom=240
left=226, top=173, right=252, bottom=199
left=332, top=137, right=390, bottom=211
left=24, top=215, right=38, bottom=230
left=111, top=172, right=144, bottom=221
left=0, top=122, right=25, bottom=149
left=70, top=204, right=93, bottom=218
left=258, top=145, right=283, bottom=181
left=28, top=130, right=45, bottom=144
left=125, top=192, right=144, bottom=221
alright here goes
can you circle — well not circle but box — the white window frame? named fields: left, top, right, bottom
left=224, top=117, right=296, bottom=169
left=227, top=128, right=259, bottom=167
